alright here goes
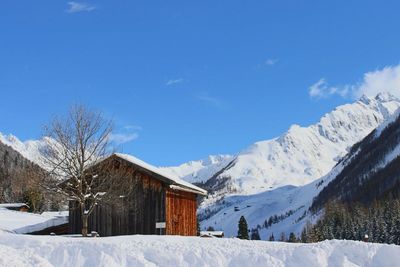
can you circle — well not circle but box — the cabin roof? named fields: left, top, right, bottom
left=111, top=153, right=207, bottom=196
left=200, top=231, right=224, bottom=236
left=0, top=203, right=29, bottom=209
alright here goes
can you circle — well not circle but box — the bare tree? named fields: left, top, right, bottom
left=42, top=105, right=114, bottom=237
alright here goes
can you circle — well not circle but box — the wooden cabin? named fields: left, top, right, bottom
left=200, top=231, right=224, bottom=238
left=0, top=203, right=29, bottom=212
left=68, top=153, right=207, bottom=237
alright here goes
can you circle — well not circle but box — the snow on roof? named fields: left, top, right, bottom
left=0, top=203, right=29, bottom=208
left=0, top=208, right=68, bottom=234
left=200, top=231, right=224, bottom=236
left=114, top=153, right=207, bottom=195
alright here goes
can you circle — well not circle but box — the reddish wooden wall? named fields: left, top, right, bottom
left=166, top=189, right=197, bottom=236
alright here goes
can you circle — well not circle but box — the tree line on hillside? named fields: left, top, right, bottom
left=311, top=113, right=400, bottom=212
left=233, top=216, right=298, bottom=242
left=301, top=199, right=400, bottom=244
left=0, top=142, right=63, bottom=212
left=226, top=196, right=400, bottom=245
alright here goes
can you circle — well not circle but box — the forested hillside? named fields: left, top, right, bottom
left=311, top=111, right=400, bottom=210
left=305, top=111, right=400, bottom=244
left=0, top=141, right=55, bottom=212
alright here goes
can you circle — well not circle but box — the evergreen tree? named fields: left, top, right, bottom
left=196, top=215, right=201, bottom=236
left=279, top=232, right=286, bottom=242
left=288, top=232, right=297, bottom=243
left=303, top=199, right=400, bottom=245
left=268, top=233, right=275, bottom=241
left=237, top=216, right=249, bottom=240
left=250, top=229, right=261, bottom=240
left=23, top=189, right=43, bottom=213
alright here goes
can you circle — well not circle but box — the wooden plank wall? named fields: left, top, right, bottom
left=166, top=189, right=197, bottom=236
left=68, top=156, right=199, bottom=237
left=69, top=170, right=166, bottom=236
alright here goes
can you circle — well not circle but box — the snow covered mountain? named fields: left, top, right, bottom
left=160, top=155, right=234, bottom=184
left=0, top=133, right=47, bottom=167
left=0, top=135, right=46, bottom=203
left=165, top=93, right=400, bottom=198
left=201, top=98, right=400, bottom=239
left=3, top=93, right=400, bottom=240
left=5, top=93, right=399, bottom=199
left=199, top=149, right=353, bottom=239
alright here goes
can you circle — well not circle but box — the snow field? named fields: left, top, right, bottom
left=0, top=233, right=399, bottom=267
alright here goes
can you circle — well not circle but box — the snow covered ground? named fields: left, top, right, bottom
left=0, top=233, right=398, bottom=267
left=0, top=208, right=68, bottom=234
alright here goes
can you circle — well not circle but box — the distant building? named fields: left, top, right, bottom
left=68, top=153, right=207, bottom=237
left=200, top=231, right=224, bottom=238
left=0, top=203, right=29, bottom=212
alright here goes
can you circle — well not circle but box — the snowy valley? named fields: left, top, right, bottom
left=162, top=94, right=400, bottom=236
left=2, top=94, right=400, bottom=266
left=2, top=94, right=400, bottom=239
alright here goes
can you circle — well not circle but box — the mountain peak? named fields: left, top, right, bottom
left=375, top=92, right=399, bottom=102
left=169, top=95, right=400, bottom=196
left=358, top=92, right=399, bottom=105
left=0, top=132, right=47, bottom=167
left=359, top=94, right=373, bottom=105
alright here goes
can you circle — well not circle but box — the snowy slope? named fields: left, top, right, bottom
left=163, top=93, right=400, bottom=199
left=160, top=155, right=234, bottom=184
left=0, top=233, right=399, bottom=267
left=200, top=146, right=355, bottom=239
left=3, top=94, right=399, bottom=198
left=205, top=93, right=400, bottom=195
left=0, top=133, right=47, bottom=167
left=202, top=104, right=400, bottom=239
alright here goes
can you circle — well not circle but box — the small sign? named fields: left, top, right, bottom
left=156, top=222, right=166, bottom=229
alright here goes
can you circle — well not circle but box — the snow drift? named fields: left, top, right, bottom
left=0, top=233, right=399, bottom=267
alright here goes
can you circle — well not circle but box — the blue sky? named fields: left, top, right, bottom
left=1, top=1, right=400, bottom=166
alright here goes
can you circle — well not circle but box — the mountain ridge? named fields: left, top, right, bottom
left=164, top=93, right=400, bottom=198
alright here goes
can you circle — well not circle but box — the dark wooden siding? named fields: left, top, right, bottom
left=68, top=155, right=200, bottom=237
left=166, top=189, right=197, bottom=236
left=69, top=170, right=166, bottom=236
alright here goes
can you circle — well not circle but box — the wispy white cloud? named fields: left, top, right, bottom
left=66, top=2, right=96, bottom=13
left=166, top=78, right=184, bottom=86
left=109, top=133, right=139, bottom=145
left=265, top=59, right=278, bottom=66
left=309, top=78, right=350, bottom=99
left=309, top=64, right=400, bottom=99
left=197, top=93, right=226, bottom=109
left=109, top=125, right=142, bottom=145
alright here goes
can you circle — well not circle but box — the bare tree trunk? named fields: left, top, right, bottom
left=82, top=212, right=89, bottom=237
left=80, top=201, right=89, bottom=237
left=42, top=105, right=114, bottom=237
